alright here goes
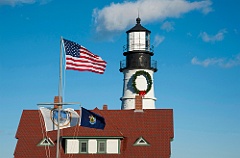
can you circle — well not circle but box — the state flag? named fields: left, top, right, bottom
left=80, top=107, right=106, bottom=130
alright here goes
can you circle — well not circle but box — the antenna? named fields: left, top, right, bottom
left=138, top=8, right=140, bottom=18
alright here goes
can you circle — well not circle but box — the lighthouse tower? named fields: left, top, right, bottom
left=120, top=17, right=157, bottom=110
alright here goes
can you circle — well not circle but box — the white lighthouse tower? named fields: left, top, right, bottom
left=120, top=17, right=157, bottom=110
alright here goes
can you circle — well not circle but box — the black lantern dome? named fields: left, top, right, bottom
left=126, top=17, right=151, bottom=33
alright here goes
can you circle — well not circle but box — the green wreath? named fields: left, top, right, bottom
left=132, top=70, right=152, bottom=95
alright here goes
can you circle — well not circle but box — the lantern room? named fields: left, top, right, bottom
left=126, top=17, right=151, bottom=52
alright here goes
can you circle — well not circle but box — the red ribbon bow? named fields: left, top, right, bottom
left=139, top=91, right=146, bottom=96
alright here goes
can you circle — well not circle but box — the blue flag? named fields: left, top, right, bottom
left=80, top=107, right=106, bottom=130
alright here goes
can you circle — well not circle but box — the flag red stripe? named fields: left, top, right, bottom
left=66, top=56, right=106, bottom=67
left=66, top=62, right=106, bottom=71
left=66, top=57, right=106, bottom=69
left=80, top=48, right=106, bottom=63
left=66, top=66, right=105, bottom=74
left=79, top=53, right=106, bottom=64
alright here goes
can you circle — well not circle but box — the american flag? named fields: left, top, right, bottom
left=63, top=39, right=107, bottom=74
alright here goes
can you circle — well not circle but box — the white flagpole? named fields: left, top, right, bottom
left=56, top=37, right=64, bottom=158
left=59, top=37, right=63, bottom=99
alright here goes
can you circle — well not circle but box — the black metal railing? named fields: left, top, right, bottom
left=119, top=60, right=157, bottom=72
left=123, top=44, right=154, bottom=52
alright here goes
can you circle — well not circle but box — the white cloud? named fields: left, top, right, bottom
left=161, top=21, right=175, bottom=32
left=199, top=29, right=227, bottom=43
left=187, top=32, right=193, bottom=37
left=234, top=29, right=239, bottom=34
left=0, top=0, right=51, bottom=6
left=154, top=34, right=165, bottom=47
left=191, top=54, right=240, bottom=68
left=93, top=0, right=212, bottom=33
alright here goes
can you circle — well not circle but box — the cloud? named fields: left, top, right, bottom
left=191, top=54, right=240, bottom=68
left=93, top=0, right=212, bottom=33
left=0, top=0, right=51, bottom=6
left=187, top=32, right=193, bottom=37
left=161, top=21, right=175, bottom=32
left=234, top=29, right=239, bottom=34
left=199, top=29, right=227, bottom=43
left=153, top=34, right=165, bottom=47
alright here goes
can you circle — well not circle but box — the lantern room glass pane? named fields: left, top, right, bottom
left=128, top=32, right=146, bottom=51
left=146, top=32, right=150, bottom=51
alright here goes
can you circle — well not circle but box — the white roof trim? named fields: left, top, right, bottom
left=37, top=137, right=54, bottom=146
left=133, top=136, right=150, bottom=146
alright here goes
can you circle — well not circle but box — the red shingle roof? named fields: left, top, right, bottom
left=15, top=108, right=174, bottom=158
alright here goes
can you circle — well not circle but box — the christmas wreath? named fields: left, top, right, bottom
left=132, top=70, right=152, bottom=96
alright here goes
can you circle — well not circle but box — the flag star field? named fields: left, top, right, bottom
left=64, top=39, right=81, bottom=57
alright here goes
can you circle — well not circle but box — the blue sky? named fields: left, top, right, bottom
left=0, top=0, right=240, bottom=157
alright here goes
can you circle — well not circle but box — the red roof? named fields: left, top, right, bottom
left=15, top=108, right=174, bottom=158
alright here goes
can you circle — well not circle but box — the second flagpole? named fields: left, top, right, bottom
left=56, top=37, right=64, bottom=158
